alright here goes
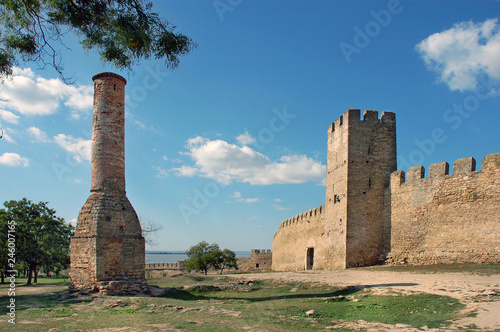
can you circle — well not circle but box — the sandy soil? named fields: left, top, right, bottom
left=226, top=269, right=500, bottom=331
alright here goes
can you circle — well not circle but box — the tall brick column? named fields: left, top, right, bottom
left=69, top=72, right=147, bottom=295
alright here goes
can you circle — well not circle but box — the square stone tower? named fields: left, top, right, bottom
left=69, top=72, right=147, bottom=295
left=323, top=109, right=396, bottom=269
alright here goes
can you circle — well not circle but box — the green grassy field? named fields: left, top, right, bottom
left=0, top=269, right=479, bottom=332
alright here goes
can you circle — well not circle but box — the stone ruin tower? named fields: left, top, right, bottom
left=69, top=72, right=147, bottom=295
left=323, top=109, right=396, bottom=269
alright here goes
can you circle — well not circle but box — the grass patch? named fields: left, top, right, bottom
left=0, top=274, right=468, bottom=331
left=289, top=292, right=463, bottom=328
left=0, top=276, right=68, bottom=288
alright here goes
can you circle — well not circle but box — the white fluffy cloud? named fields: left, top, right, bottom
left=416, top=18, right=500, bottom=92
left=0, top=67, right=93, bottom=118
left=1, top=127, right=16, bottom=144
left=54, top=134, right=91, bottom=163
left=0, top=152, right=29, bottom=167
left=0, top=110, right=20, bottom=124
left=172, top=165, right=199, bottom=177
left=27, top=126, right=50, bottom=143
left=174, top=136, right=326, bottom=185
left=236, top=130, right=256, bottom=145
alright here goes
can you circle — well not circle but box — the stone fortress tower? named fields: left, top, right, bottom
left=272, top=108, right=499, bottom=271
left=69, top=73, right=147, bottom=295
left=323, top=109, right=396, bottom=269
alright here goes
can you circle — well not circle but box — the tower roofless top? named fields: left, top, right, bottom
left=92, top=72, right=127, bottom=84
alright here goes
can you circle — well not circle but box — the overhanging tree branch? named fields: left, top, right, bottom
left=0, top=0, right=196, bottom=83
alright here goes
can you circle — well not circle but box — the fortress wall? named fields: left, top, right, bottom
left=389, top=153, right=500, bottom=265
left=250, top=249, right=272, bottom=270
left=145, top=262, right=185, bottom=270
left=272, top=205, right=326, bottom=271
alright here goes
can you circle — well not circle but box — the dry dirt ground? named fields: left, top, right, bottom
left=225, top=269, right=500, bottom=331
left=4, top=268, right=499, bottom=331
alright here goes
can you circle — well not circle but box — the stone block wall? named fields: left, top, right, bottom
left=323, top=109, right=396, bottom=269
left=388, top=153, right=500, bottom=265
left=70, top=191, right=147, bottom=294
left=272, top=109, right=498, bottom=272
left=146, top=262, right=185, bottom=270
left=250, top=249, right=272, bottom=270
left=272, top=205, right=326, bottom=271
left=343, top=110, right=396, bottom=268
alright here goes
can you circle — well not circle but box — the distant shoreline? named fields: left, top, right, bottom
left=146, top=251, right=251, bottom=264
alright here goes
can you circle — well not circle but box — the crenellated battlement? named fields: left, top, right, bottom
left=389, top=151, right=499, bottom=266
left=273, top=109, right=499, bottom=272
left=250, top=249, right=272, bottom=270
left=251, top=249, right=272, bottom=255
left=391, top=153, right=500, bottom=185
left=328, top=109, right=395, bottom=133
left=277, top=205, right=324, bottom=230
left=146, top=261, right=185, bottom=270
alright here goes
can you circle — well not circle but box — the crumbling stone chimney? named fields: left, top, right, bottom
left=69, top=72, right=147, bottom=295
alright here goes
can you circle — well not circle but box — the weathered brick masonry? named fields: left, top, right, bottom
left=69, top=73, right=147, bottom=295
left=272, top=108, right=499, bottom=271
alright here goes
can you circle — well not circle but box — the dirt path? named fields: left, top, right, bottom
left=227, top=269, right=500, bottom=331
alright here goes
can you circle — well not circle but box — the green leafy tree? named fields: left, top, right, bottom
left=184, top=241, right=220, bottom=275
left=0, top=0, right=196, bottom=82
left=184, top=241, right=238, bottom=275
left=213, top=248, right=238, bottom=274
left=0, top=198, right=73, bottom=285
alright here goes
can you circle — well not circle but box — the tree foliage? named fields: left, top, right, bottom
left=0, top=0, right=196, bottom=82
left=184, top=241, right=238, bottom=275
left=184, top=241, right=219, bottom=275
left=213, top=248, right=238, bottom=274
left=0, top=198, right=73, bottom=285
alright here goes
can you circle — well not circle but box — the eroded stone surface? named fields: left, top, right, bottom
left=272, top=109, right=499, bottom=271
left=69, top=73, right=146, bottom=295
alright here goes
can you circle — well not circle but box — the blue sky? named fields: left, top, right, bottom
left=1, top=1, right=499, bottom=251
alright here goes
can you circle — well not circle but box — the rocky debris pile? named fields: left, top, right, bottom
left=96, top=279, right=150, bottom=296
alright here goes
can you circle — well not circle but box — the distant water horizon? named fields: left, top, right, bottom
left=146, top=251, right=251, bottom=264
